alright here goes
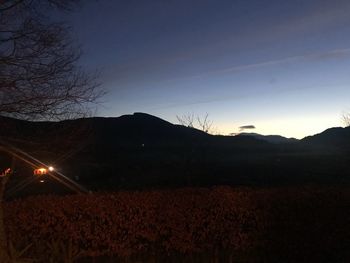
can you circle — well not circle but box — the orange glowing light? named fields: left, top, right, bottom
left=34, top=168, right=47, bottom=175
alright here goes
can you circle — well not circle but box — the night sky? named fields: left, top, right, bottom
left=66, top=0, right=350, bottom=138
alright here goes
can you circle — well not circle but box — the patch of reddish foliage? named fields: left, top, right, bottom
left=4, top=186, right=263, bottom=258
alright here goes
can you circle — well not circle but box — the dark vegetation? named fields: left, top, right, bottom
left=1, top=113, right=350, bottom=261
left=1, top=112, right=350, bottom=196
left=4, top=186, right=350, bottom=262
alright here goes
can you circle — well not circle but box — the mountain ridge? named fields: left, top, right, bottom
left=237, top=132, right=298, bottom=144
left=1, top=112, right=350, bottom=195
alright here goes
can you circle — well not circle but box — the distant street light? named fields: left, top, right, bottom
left=34, top=166, right=54, bottom=175
left=33, top=168, right=47, bottom=175
left=1, top=141, right=88, bottom=193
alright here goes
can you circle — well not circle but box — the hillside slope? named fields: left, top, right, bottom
left=1, top=113, right=350, bottom=195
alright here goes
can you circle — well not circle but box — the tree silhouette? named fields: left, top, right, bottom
left=0, top=0, right=102, bottom=121
left=0, top=1, right=102, bottom=260
left=176, top=113, right=214, bottom=134
left=343, top=112, right=350, bottom=127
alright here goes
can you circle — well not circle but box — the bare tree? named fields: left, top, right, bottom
left=176, top=113, right=195, bottom=128
left=0, top=1, right=102, bottom=260
left=343, top=112, right=350, bottom=127
left=0, top=0, right=102, bottom=121
left=176, top=113, right=213, bottom=134
left=196, top=113, right=213, bottom=133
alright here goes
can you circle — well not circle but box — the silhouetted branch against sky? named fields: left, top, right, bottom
left=177, top=113, right=214, bottom=134
left=176, top=113, right=195, bottom=128
left=0, top=0, right=103, bottom=121
left=0, top=0, right=80, bottom=12
left=343, top=112, right=350, bottom=127
left=197, top=113, right=213, bottom=133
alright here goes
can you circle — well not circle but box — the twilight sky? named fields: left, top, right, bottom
left=66, top=0, right=350, bottom=138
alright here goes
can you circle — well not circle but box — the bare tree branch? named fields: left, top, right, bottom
left=0, top=0, right=103, bottom=121
left=0, top=0, right=80, bottom=12
left=197, top=113, right=213, bottom=133
left=177, top=113, right=214, bottom=134
left=343, top=112, right=350, bottom=127
left=176, top=113, right=195, bottom=128
left=0, top=0, right=25, bottom=12
left=0, top=2, right=101, bottom=259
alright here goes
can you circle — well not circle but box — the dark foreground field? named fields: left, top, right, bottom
left=4, top=185, right=350, bottom=262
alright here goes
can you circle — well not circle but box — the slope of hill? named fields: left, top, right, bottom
left=1, top=113, right=350, bottom=196
left=301, top=126, right=350, bottom=150
left=237, top=132, right=298, bottom=144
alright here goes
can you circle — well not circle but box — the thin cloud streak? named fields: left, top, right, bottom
left=147, top=82, right=347, bottom=111
left=206, top=48, right=350, bottom=76
left=137, top=47, right=350, bottom=88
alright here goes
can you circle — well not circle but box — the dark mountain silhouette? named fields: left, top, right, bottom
left=1, top=113, right=350, bottom=197
left=301, top=126, right=350, bottom=151
left=237, top=132, right=298, bottom=144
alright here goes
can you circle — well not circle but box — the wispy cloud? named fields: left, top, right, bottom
left=209, top=48, right=350, bottom=75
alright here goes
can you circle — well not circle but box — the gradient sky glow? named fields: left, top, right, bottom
left=67, top=0, right=350, bottom=138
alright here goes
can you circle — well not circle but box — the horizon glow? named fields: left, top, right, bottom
left=66, top=0, right=350, bottom=138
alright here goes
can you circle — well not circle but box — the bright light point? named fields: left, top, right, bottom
left=39, top=180, right=45, bottom=183
left=34, top=168, right=47, bottom=175
left=48, top=166, right=54, bottom=171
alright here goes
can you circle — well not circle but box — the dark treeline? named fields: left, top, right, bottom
left=1, top=113, right=350, bottom=197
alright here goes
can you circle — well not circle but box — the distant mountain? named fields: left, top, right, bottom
left=1, top=112, right=271, bottom=154
left=301, top=126, right=350, bottom=151
left=237, top=132, right=298, bottom=144
left=1, top=113, right=350, bottom=196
